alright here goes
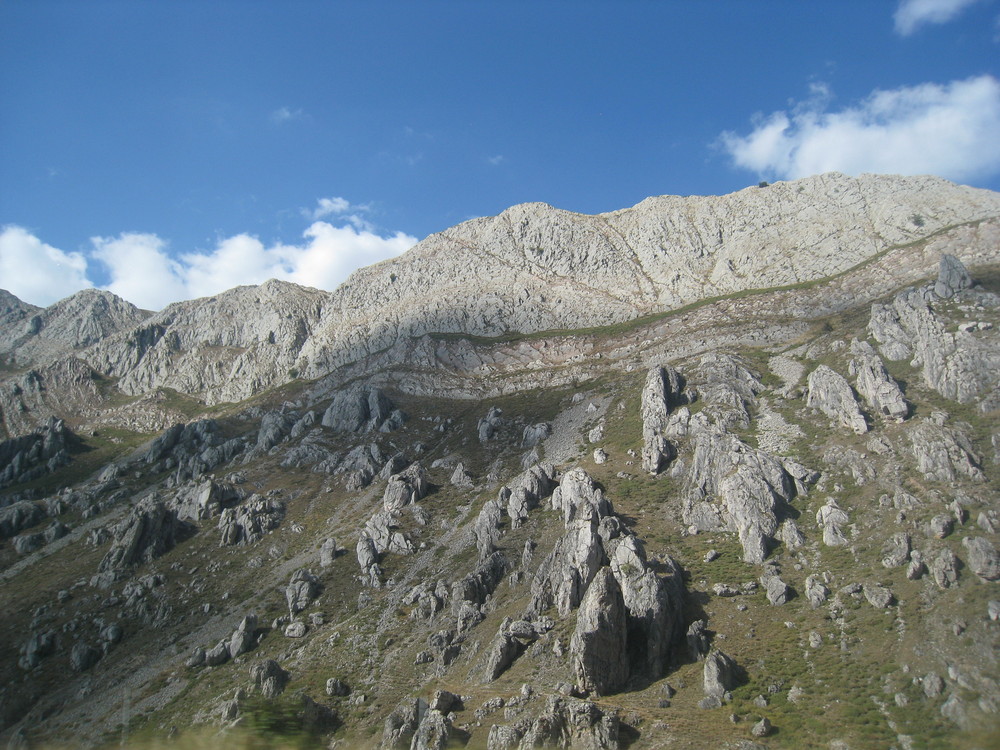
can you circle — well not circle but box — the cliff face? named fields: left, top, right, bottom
left=0, top=174, right=998, bottom=749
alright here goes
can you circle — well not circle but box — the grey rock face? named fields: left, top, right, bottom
left=641, top=366, right=684, bottom=474
left=204, top=641, right=230, bottom=667
left=1, top=288, right=146, bottom=368
left=228, top=614, right=258, bottom=659
left=473, top=498, right=504, bottom=559
left=528, top=521, right=607, bottom=619
left=863, top=583, right=894, bottom=609
left=450, top=462, right=473, bottom=487
left=70, top=642, right=101, bottom=672
left=687, top=619, right=710, bottom=661
left=185, top=647, right=206, bottom=668
left=521, top=422, right=552, bottom=447
left=0, top=416, right=72, bottom=489
left=761, top=574, right=791, bottom=605
left=703, top=649, right=738, bottom=700
left=218, top=495, right=285, bottom=546
left=256, top=410, right=297, bottom=452
left=870, top=258, right=1000, bottom=410
left=816, top=499, right=849, bottom=547
left=930, top=548, right=960, bottom=588
left=478, top=407, right=505, bottom=442
left=935, top=254, right=973, bottom=299
left=322, top=386, right=403, bottom=433
left=18, top=630, right=56, bottom=670
left=172, top=478, right=242, bottom=522
left=806, top=365, right=867, bottom=434
left=0, top=500, right=47, bottom=540
left=99, top=499, right=180, bottom=575
left=326, top=678, right=350, bottom=697
left=319, top=537, right=338, bottom=567
left=805, top=574, right=829, bottom=608
left=752, top=717, right=773, bottom=737
left=250, top=659, right=290, bottom=699
left=609, top=536, right=685, bottom=680
left=512, top=696, right=620, bottom=750
left=285, top=569, right=320, bottom=614
left=382, top=462, right=428, bottom=512
left=411, top=708, right=450, bottom=750
left=481, top=625, right=527, bottom=684
left=906, top=551, right=927, bottom=580
left=381, top=697, right=427, bottom=749
left=571, top=568, right=629, bottom=696
left=849, top=340, right=908, bottom=422
left=909, top=419, right=984, bottom=483
left=684, top=429, right=799, bottom=564
left=962, top=536, right=1000, bottom=581
left=881, top=533, right=912, bottom=568
left=551, top=467, right=611, bottom=526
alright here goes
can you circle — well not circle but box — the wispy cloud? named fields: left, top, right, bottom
left=487, top=155, right=505, bottom=166
left=302, top=197, right=376, bottom=231
left=718, top=75, right=1000, bottom=183
left=0, top=225, right=92, bottom=306
left=894, top=0, right=984, bottom=35
left=269, top=106, right=305, bottom=125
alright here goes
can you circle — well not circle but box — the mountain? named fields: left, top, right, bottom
left=0, top=173, right=998, bottom=749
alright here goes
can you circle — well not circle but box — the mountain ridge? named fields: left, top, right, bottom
left=2, top=172, right=999, bottom=440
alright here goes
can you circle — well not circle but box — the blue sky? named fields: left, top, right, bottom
left=2, top=0, right=999, bottom=310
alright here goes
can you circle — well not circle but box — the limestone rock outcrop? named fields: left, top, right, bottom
left=807, top=365, right=867, bottom=434
left=570, top=568, right=628, bottom=696
left=684, top=430, right=801, bottom=564
left=98, top=498, right=181, bottom=576
left=640, top=366, right=685, bottom=474
left=869, top=255, right=1000, bottom=412
left=849, top=340, right=908, bottom=422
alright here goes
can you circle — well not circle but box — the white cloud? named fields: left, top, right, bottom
left=894, top=0, right=983, bottom=35
left=91, top=233, right=188, bottom=311
left=89, top=221, right=416, bottom=310
left=719, top=75, right=1000, bottom=183
left=3, top=201, right=418, bottom=311
left=0, top=225, right=92, bottom=306
left=269, top=106, right=305, bottom=124
left=309, top=197, right=352, bottom=218
left=487, top=155, right=505, bottom=166
left=303, top=197, right=377, bottom=231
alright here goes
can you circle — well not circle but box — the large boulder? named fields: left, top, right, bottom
left=285, top=569, right=320, bottom=614
left=962, top=536, right=1000, bottom=581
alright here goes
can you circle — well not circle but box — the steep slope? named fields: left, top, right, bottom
left=3, top=173, right=999, bottom=442
left=0, top=250, right=997, bottom=750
